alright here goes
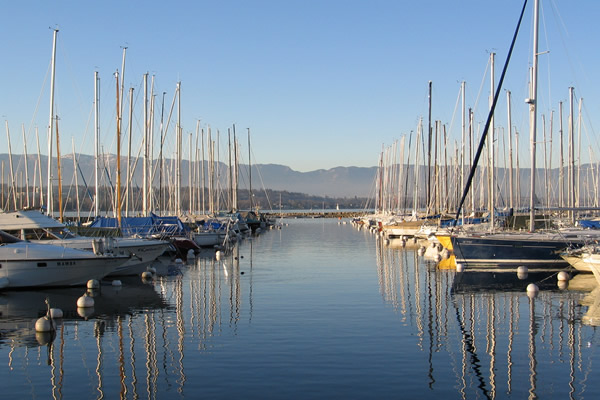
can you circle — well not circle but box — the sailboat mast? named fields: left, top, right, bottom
left=489, top=52, right=495, bottom=230
left=176, top=82, right=182, bottom=216
left=115, top=71, right=122, bottom=228
left=559, top=101, right=564, bottom=209
left=126, top=87, right=133, bottom=217
left=248, top=127, right=252, bottom=210
left=507, top=90, right=514, bottom=210
left=36, top=127, right=44, bottom=207
left=94, top=70, right=100, bottom=217
left=527, top=0, right=539, bottom=232
left=427, top=81, right=432, bottom=210
left=568, top=87, right=575, bottom=223
left=460, top=81, right=466, bottom=221
left=22, top=124, right=30, bottom=208
left=5, top=122, right=17, bottom=210
left=56, top=116, right=63, bottom=222
left=72, top=138, right=80, bottom=223
left=47, top=29, right=58, bottom=217
left=143, top=73, right=148, bottom=215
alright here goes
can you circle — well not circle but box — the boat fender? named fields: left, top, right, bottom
left=77, top=293, right=95, bottom=308
left=557, top=271, right=570, bottom=281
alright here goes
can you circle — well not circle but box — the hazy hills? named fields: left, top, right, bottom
left=0, top=153, right=377, bottom=198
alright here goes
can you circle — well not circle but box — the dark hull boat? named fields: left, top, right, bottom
left=451, top=231, right=599, bottom=270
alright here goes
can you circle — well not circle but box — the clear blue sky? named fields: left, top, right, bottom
left=1, top=0, right=599, bottom=172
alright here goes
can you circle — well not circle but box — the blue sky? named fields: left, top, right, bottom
left=1, top=0, right=599, bottom=172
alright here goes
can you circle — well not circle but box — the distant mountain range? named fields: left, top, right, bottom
left=0, top=153, right=377, bottom=198
left=1, top=152, right=596, bottom=207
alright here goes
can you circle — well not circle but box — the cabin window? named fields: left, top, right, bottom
left=37, top=262, right=47, bottom=267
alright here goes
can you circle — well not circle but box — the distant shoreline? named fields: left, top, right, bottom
left=262, top=210, right=366, bottom=219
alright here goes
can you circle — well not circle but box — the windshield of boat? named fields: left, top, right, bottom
left=0, top=230, right=22, bottom=244
left=46, top=227, right=77, bottom=239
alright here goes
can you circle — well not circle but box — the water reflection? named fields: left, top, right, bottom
left=0, top=270, right=173, bottom=399
left=376, top=237, right=595, bottom=399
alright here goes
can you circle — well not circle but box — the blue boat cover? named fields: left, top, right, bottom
left=89, top=213, right=190, bottom=237
left=578, top=220, right=600, bottom=229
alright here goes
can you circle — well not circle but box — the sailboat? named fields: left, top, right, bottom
left=450, top=0, right=599, bottom=270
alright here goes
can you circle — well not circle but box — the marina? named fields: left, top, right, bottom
left=1, top=0, right=600, bottom=397
left=1, top=218, right=599, bottom=399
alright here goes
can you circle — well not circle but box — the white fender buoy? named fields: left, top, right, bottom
left=526, top=283, right=539, bottom=298
left=112, top=280, right=122, bottom=286
left=35, top=316, right=54, bottom=332
left=49, top=308, right=63, bottom=319
left=456, top=263, right=464, bottom=272
left=557, top=271, right=570, bottom=281
left=187, top=249, right=196, bottom=259
left=384, top=239, right=390, bottom=246
left=87, top=279, right=100, bottom=289
left=417, top=246, right=426, bottom=256
left=77, top=293, right=95, bottom=308
left=216, top=251, right=222, bottom=260
left=141, top=271, right=153, bottom=280
left=434, top=253, right=442, bottom=262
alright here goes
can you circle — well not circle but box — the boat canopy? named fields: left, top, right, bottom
left=89, top=213, right=190, bottom=237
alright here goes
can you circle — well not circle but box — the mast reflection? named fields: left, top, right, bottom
left=375, top=237, right=594, bottom=398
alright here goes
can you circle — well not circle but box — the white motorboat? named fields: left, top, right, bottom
left=0, top=210, right=170, bottom=276
left=0, top=231, right=129, bottom=289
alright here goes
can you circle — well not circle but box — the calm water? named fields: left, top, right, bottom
left=1, top=218, right=599, bottom=399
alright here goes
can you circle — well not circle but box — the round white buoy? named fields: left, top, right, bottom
left=557, top=280, right=568, bottom=290
left=430, top=242, right=437, bottom=249
left=441, top=249, right=450, bottom=260
left=384, top=239, right=390, bottom=246
left=77, top=293, right=95, bottom=308
left=216, top=251, right=222, bottom=260
left=87, top=279, right=100, bottom=289
left=557, top=271, right=570, bottom=281
left=187, top=249, right=196, bottom=259
left=526, top=283, right=539, bottom=294
left=141, top=271, right=153, bottom=280
left=112, top=280, right=122, bottom=286
left=417, top=246, right=426, bottom=256
left=35, top=316, right=54, bottom=332
left=49, top=308, right=63, bottom=319
left=434, top=253, right=442, bottom=262
left=456, top=263, right=465, bottom=272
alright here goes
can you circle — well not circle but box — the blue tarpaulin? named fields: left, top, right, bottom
left=89, top=213, right=190, bottom=237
